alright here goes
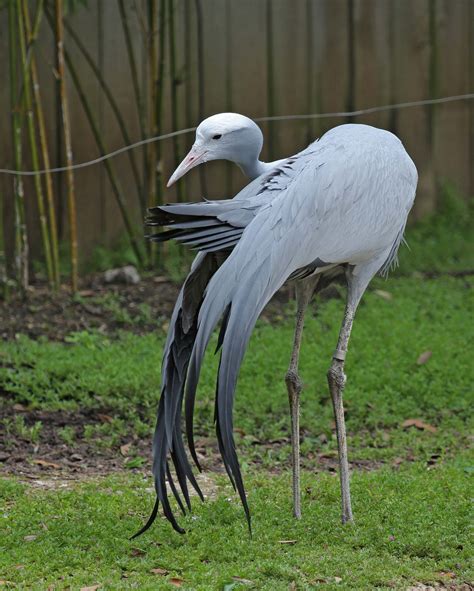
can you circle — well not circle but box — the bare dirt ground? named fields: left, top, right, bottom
left=0, top=401, right=385, bottom=482
left=0, top=272, right=300, bottom=342
left=0, top=274, right=181, bottom=341
left=0, top=273, right=344, bottom=481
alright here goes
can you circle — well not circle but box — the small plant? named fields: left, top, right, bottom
left=82, top=420, right=127, bottom=449
left=58, top=425, right=76, bottom=446
left=64, top=330, right=106, bottom=350
left=94, top=294, right=133, bottom=325
left=4, top=415, right=43, bottom=443
left=134, top=303, right=154, bottom=325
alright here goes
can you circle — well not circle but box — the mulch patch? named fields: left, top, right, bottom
left=0, top=271, right=302, bottom=342
left=0, top=402, right=386, bottom=481
left=0, top=405, right=149, bottom=478
left=0, top=274, right=179, bottom=341
left=0, top=271, right=348, bottom=480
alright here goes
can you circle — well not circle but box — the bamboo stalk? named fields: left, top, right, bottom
left=0, top=188, right=6, bottom=299
left=118, top=0, right=148, bottom=211
left=147, top=0, right=158, bottom=214
left=155, top=0, right=167, bottom=203
left=64, top=54, right=145, bottom=266
left=193, top=0, right=207, bottom=195
left=63, top=17, right=145, bottom=212
left=16, top=0, right=44, bottom=106
left=130, top=0, right=151, bottom=235
left=168, top=0, right=183, bottom=202
left=17, top=0, right=54, bottom=287
left=8, top=0, right=29, bottom=292
left=22, top=0, right=60, bottom=289
left=118, top=0, right=146, bottom=139
left=55, top=0, right=78, bottom=292
left=147, top=0, right=167, bottom=266
left=44, top=7, right=145, bottom=266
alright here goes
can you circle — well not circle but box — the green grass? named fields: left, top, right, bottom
left=397, top=184, right=473, bottom=274
left=1, top=274, right=472, bottom=464
left=1, top=461, right=472, bottom=590
left=0, top=199, right=473, bottom=589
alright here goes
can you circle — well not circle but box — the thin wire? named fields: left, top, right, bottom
left=254, top=93, right=474, bottom=122
left=0, top=128, right=198, bottom=176
left=0, top=93, right=472, bottom=177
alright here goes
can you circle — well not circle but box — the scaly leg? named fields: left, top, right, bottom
left=327, top=301, right=356, bottom=524
left=327, top=260, right=383, bottom=524
left=285, top=275, right=319, bottom=518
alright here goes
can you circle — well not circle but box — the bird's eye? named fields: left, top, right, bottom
left=212, top=134, right=222, bottom=140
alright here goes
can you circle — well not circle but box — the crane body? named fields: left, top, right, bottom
left=135, top=115, right=417, bottom=536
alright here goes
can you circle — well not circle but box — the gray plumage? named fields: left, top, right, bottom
left=135, top=117, right=417, bottom=536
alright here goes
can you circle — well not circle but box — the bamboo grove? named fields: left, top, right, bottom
left=0, top=0, right=193, bottom=295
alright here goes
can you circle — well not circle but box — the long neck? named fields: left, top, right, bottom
left=237, top=157, right=287, bottom=180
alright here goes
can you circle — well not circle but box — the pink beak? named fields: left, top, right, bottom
left=166, top=146, right=207, bottom=187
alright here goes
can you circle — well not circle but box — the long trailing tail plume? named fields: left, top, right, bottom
left=132, top=250, right=222, bottom=537
left=133, top=202, right=241, bottom=537
left=134, top=199, right=296, bottom=536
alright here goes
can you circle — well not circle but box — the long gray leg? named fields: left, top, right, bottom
left=286, top=275, right=319, bottom=518
left=327, top=302, right=356, bottom=523
left=327, top=260, right=383, bottom=524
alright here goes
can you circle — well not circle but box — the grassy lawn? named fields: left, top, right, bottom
left=0, top=193, right=473, bottom=589
left=0, top=463, right=471, bottom=590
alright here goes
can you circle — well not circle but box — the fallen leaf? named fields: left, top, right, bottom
left=334, top=576, right=342, bottom=583
left=437, top=571, right=456, bottom=579
left=23, top=535, right=37, bottom=542
left=80, top=586, right=101, bottom=591
left=374, top=289, right=393, bottom=301
left=78, top=290, right=95, bottom=297
left=97, top=414, right=113, bottom=423
left=120, top=443, right=131, bottom=457
left=150, top=568, right=169, bottom=576
left=13, top=403, right=26, bottom=411
left=416, top=350, right=432, bottom=365
left=130, top=547, right=146, bottom=557
left=278, top=540, right=297, bottom=545
left=0, top=581, right=16, bottom=587
left=32, top=459, right=61, bottom=469
left=170, top=578, right=184, bottom=587
left=402, top=419, right=437, bottom=433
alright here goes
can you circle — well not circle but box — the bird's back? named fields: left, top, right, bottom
left=226, top=123, right=417, bottom=281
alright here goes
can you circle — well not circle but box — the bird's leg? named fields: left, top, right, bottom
left=285, top=276, right=319, bottom=519
left=327, top=301, right=356, bottom=524
left=327, top=263, right=377, bottom=525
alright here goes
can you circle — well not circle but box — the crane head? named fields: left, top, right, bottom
left=167, top=113, right=263, bottom=187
